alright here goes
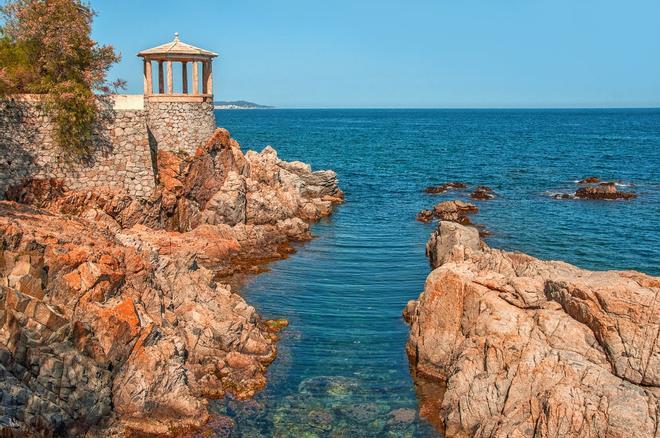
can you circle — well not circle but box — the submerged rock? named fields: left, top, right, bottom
left=386, top=408, right=416, bottom=426
left=469, top=185, right=496, bottom=200
left=424, top=182, right=467, bottom=194
left=298, top=376, right=360, bottom=399
left=405, top=221, right=659, bottom=437
left=337, top=403, right=384, bottom=424
left=552, top=192, right=574, bottom=200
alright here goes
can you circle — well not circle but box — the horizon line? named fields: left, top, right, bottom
left=216, top=106, right=660, bottom=110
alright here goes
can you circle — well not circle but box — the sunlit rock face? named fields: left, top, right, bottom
left=405, top=221, right=659, bottom=438
left=0, top=202, right=274, bottom=435
left=0, top=128, right=342, bottom=435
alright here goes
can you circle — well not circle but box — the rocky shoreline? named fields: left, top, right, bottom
left=405, top=221, right=659, bottom=437
left=0, top=128, right=343, bottom=435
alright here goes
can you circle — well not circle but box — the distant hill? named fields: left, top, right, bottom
left=214, top=100, right=274, bottom=110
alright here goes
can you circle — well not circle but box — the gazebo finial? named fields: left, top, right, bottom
left=174, top=32, right=180, bottom=42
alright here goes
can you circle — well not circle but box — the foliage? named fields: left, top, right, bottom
left=0, top=0, right=124, bottom=157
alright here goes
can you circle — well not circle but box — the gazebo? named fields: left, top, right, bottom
left=138, top=33, right=218, bottom=102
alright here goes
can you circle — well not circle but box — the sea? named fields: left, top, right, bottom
left=209, top=109, right=660, bottom=437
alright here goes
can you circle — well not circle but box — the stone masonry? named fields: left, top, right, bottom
left=0, top=95, right=217, bottom=199
left=145, top=100, right=216, bottom=155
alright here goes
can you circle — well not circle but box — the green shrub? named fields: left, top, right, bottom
left=0, top=0, right=122, bottom=157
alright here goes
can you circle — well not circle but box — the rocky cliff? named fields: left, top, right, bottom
left=405, top=221, right=659, bottom=437
left=0, top=128, right=343, bottom=435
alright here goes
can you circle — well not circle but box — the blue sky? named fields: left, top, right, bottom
left=86, top=1, right=660, bottom=107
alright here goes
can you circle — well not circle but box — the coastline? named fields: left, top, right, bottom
left=2, top=108, right=658, bottom=436
left=0, top=127, right=343, bottom=435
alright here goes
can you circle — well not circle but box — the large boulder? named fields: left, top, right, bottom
left=405, top=221, right=659, bottom=437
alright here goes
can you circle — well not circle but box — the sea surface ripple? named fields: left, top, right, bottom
left=211, top=109, right=660, bottom=437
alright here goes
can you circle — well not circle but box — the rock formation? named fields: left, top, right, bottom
left=575, top=182, right=637, bottom=200
left=404, top=221, right=659, bottom=437
left=0, top=128, right=343, bottom=435
left=553, top=179, right=636, bottom=200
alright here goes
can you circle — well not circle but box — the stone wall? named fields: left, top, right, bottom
left=145, top=100, right=216, bottom=155
left=0, top=96, right=156, bottom=199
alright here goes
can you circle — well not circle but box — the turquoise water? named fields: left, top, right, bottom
left=210, top=109, right=660, bottom=437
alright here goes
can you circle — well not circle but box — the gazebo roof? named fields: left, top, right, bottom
left=138, top=33, right=218, bottom=58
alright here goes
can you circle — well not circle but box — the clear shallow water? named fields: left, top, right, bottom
left=211, top=109, right=660, bottom=436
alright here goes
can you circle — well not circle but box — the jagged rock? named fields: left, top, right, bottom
left=243, top=146, right=343, bottom=224
left=0, top=202, right=279, bottom=435
left=424, top=182, right=467, bottom=194
left=405, top=221, right=659, bottom=437
left=182, top=128, right=249, bottom=209
left=202, top=172, right=248, bottom=226
left=8, top=128, right=343, bottom=235
left=4, top=178, right=66, bottom=208
left=424, top=221, right=482, bottom=268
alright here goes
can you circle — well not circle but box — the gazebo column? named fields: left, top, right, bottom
left=182, top=61, right=188, bottom=94
left=192, top=61, right=199, bottom=95
left=167, top=61, right=173, bottom=94
left=158, top=61, right=164, bottom=94
left=143, top=60, right=152, bottom=95
left=202, top=61, right=208, bottom=94
left=206, top=61, right=213, bottom=95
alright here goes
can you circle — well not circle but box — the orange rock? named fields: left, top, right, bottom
left=157, top=150, right=185, bottom=194
left=0, top=125, right=343, bottom=436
